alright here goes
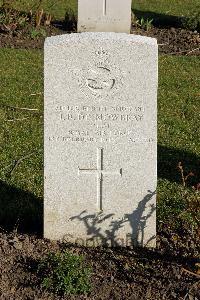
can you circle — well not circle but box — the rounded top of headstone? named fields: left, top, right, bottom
left=45, top=33, right=157, bottom=48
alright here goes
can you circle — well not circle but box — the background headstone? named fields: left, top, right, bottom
left=78, top=0, right=132, bottom=33
left=44, top=33, right=158, bottom=247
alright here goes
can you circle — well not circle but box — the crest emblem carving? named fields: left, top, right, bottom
left=86, top=66, right=115, bottom=93
left=76, top=48, right=124, bottom=99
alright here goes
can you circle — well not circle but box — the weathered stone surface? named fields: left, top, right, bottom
left=44, top=33, right=158, bottom=247
left=78, top=0, right=132, bottom=33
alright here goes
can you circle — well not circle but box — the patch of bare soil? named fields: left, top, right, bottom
left=0, top=227, right=199, bottom=300
left=0, top=22, right=200, bottom=56
left=132, top=26, right=200, bottom=56
left=0, top=25, right=65, bottom=49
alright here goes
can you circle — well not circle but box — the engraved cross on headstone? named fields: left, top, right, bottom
left=78, top=148, right=122, bottom=211
left=103, top=0, right=107, bottom=16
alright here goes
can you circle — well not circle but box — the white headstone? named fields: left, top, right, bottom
left=44, top=33, right=158, bottom=247
left=78, top=0, right=132, bottom=33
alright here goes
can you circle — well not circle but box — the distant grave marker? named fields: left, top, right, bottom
left=78, top=0, right=132, bottom=33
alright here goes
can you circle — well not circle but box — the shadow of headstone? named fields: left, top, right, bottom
left=0, top=180, right=43, bottom=235
left=158, top=145, right=200, bottom=186
left=133, top=9, right=183, bottom=29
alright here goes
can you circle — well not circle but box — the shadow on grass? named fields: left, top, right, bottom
left=0, top=180, right=43, bottom=236
left=52, top=9, right=77, bottom=32
left=53, top=10, right=182, bottom=31
left=158, top=145, right=200, bottom=186
left=54, top=10, right=196, bottom=31
left=133, top=9, right=184, bottom=29
left=51, top=19, right=77, bottom=32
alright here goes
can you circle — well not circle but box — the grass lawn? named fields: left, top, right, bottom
left=0, top=49, right=43, bottom=232
left=0, top=0, right=199, bottom=20
left=0, top=48, right=199, bottom=233
left=0, top=0, right=78, bottom=20
left=158, top=56, right=200, bottom=228
left=133, top=0, right=200, bottom=17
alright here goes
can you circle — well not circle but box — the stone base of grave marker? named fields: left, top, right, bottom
left=44, top=33, right=158, bottom=248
